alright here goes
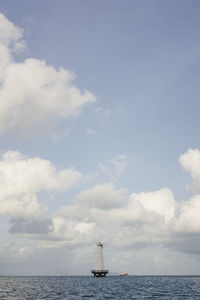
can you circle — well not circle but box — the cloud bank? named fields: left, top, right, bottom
left=9, top=148, right=198, bottom=260
left=0, top=148, right=200, bottom=274
left=0, top=13, right=95, bottom=136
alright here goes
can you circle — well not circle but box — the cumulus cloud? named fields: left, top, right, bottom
left=0, top=14, right=25, bottom=52
left=50, top=217, right=96, bottom=246
left=0, top=13, right=95, bottom=136
left=0, top=151, right=82, bottom=218
left=5, top=148, right=200, bottom=270
left=51, top=184, right=173, bottom=250
left=173, top=195, right=200, bottom=233
left=179, top=149, right=200, bottom=179
left=130, top=187, right=176, bottom=222
left=56, top=183, right=128, bottom=221
left=74, top=182, right=128, bottom=210
left=179, top=148, right=200, bottom=192
left=43, top=156, right=200, bottom=257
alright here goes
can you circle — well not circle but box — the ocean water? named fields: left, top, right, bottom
left=0, top=275, right=200, bottom=299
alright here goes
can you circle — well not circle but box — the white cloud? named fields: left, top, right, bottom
left=50, top=217, right=96, bottom=246
left=0, top=13, right=24, bottom=80
left=0, top=13, right=95, bottom=136
left=74, top=182, right=128, bottom=210
left=49, top=169, right=200, bottom=256
left=0, top=14, right=24, bottom=50
left=52, top=184, right=171, bottom=249
left=179, top=148, right=200, bottom=179
left=0, top=151, right=82, bottom=218
left=4, top=148, right=200, bottom=271
left=130, top=187, right=176, bottom=222
left=179, top=148, right=200, bottom=192
left=99, top=155, right=127, bottom=181
left=175, top=149, right=200, bottom=233
left=56, top=183, right=128, bottom=222
left=173, top=195, right=200, bottom=233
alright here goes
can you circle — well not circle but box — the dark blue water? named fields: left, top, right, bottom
left=0, top=276, right=200, bottom=299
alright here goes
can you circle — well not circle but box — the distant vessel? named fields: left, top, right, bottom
left=120, top=273, right=128, bottom=276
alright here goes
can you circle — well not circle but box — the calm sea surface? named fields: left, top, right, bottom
left=0, top=275, right=200, bottom=299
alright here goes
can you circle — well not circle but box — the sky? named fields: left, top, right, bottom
left=0, top=0, right=200, bottom=275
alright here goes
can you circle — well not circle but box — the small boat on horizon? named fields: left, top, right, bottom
left=120, top=272, right=128, bottom=276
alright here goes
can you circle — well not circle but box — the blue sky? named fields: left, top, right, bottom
left=0, top=0, right=200, bottom=275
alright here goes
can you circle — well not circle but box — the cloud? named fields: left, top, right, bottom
left=50, top=217, right=96, bottom=246
left=99, top=155, right=127, bottom=181
left=9, top=218, right=53, bottom=235
left=173, top=195, right=200, bottom=233
left=0, top=14, right=24, bottom=50
left=46, top=158, right=200, bottom=257
left=52, top=184, right=172, bottom=250
left=0, top=151, right=82, bottom=218
left=56, top=182, right=128, bottom=218
left=130, top=187, right=176, bottom=222
left=6, top=183, right=171, bottom=250
left=0, top=13, right=95, bottom=136
left=179, top=148, right=200, bottom=192
left=0, top=243, right=34, bottom=261
left=4, top=148, right=200, bottom=271
left=75, top=182, right=128, bottom=210
left=0, top=241, right=94, bottom=275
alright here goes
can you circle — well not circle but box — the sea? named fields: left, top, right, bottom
left=0, top=275, right=200, bottom=299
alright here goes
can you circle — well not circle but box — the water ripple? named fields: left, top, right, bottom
left=0, top=276, right=200, bottom=299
